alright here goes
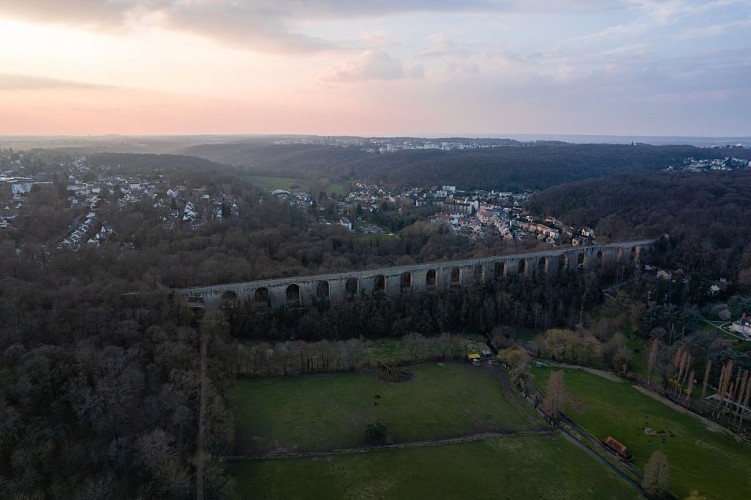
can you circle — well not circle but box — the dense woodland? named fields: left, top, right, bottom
left=2, top=145, right=751, bottom=497
left=184, top=142, right=725, bottom=191
left=531, top=170, right=751, bottom=279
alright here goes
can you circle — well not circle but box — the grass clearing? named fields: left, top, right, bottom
left=624, top=336, right=649, bottom=377
left=532, top=365, right=751, bottom=499
left=249, top=175, right=307, bottom=192
left=248, top=176, right=348, bottom=196
left=327, top=183, right=348, bottom=196
left=231, top=362, right=539, bottom=454
left=228, top=434, right=639, bottom=500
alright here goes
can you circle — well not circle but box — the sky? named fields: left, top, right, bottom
left=0, top=0, right=749, bottom=137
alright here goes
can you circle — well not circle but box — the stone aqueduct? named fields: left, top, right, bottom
left=177, top=240, right=653, bottom=310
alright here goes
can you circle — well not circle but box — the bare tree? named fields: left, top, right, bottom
left=543, top=370, right=566, bottom=419
left=701, top=360, right=712, bottom=400
left=642, top=450, right=670, bottom=497
left=686, top=369, right=695, bottom=403
left=740, top=375, right=751, bottom=429
left=736, top=370, right=749, bottom=428
left=647, top=338, right=659, bottom=385
left=714, top=360, right=734, bottom=418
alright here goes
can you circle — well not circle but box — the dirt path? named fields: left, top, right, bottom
left=229, top=429, right=554, bottom=461
left=542, top=361, right=624, bottom=383
left=631, top=385, right=727, bottom=434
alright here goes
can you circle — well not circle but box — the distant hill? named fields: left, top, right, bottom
left=182, top=143, right=369, bottom=177
left=183, top=142, right=722, bottom=191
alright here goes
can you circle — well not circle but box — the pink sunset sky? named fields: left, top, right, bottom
left=1, top=1, right=749, bottom=137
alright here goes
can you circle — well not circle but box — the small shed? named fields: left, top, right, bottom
left=467, top=353, right=481, bottom=366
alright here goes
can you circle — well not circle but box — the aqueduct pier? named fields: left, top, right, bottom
left=177, top=240, right=653, bottom=310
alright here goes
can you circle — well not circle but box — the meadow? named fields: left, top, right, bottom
left=248, top=175, right=307, bottom=192
left=228, top=433, right=639, bottom=500
left=247, top=175, right=347, bottom=196
left=531, top=365, right=751, bottom=499
left=231, top=362, right=540, bottom=455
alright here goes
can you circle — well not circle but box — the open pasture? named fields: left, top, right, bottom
left=532, top=365, right=751, bottom=499
left=228, top=434, right=639, bottom=499
left=231, top=362, right=539, bottom=455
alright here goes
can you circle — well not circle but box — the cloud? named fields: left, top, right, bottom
left=0, top=73, right=108, bottom=90
left=0, top=1, right=509, bottom=54
left=0, top=1, right=336, bottom=53
left=2, top=1, right=621, bottom=55
left=159, top=4, right=336, bottom=54
left=320, top=51, right=423, bottom=82
left=677, top=16, right=751, bottom=39
left=0, top=1, right=132, bottom=28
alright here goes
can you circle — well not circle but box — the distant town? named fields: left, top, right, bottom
left=1, top=148, right=602, bottom=253
left=5, top=145, right=751, bottom=259
left=667, top=156, right=750, bottom=172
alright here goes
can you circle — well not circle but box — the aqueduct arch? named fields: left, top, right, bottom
left=401, top=272, right=412, bottom=290
left=450, top=267, right=461, bottom=287
left=426, top=269, right=437, bottom=288
left=345, top=278, right=358, bottom=301
left=316, top=280, right=329, bottom=301
left=286, top=284, right=301, bottom=306
left=179, top=240, right=653, bottom=310
left=255, top=287, right=270, bottom=307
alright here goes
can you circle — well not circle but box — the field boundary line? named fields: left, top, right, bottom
left=228, top=429, right=553, bottom=461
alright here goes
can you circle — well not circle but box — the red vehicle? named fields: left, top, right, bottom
left=602, top=436, right=633, bottom=462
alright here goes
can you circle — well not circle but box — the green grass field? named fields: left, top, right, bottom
left=249, top=175, right=307, bottom=192
left=231, top=362, right=539, bottom=455
left=327, top=183, right=348, bottom=196
left=531, top=365, right=751, bottom=499
left=228, top=434, right=640, bottom=500
left=248, top=175, right=348, bottom=196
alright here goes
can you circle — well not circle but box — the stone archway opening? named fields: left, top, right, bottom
left=255, top=287, right=270, bottom=307
left=374, top=275, right=386, bottom=294
left=426, top=269, right=437, bottom=288
left=494, top=262, right=506, bottom=278
left=286, top=284, right=301, bottom=307
left=401, top=272, right=412, bottom=290
left=518, top=259, right=526, bottom=275
left=538, top=257, right=547, bottom=274
left=474, top=265, right=484, bottom=283
left=316, top=280, right=330, bottom=301
left=450, top=267, right=461, bottom=286
left=345, top=278, right=358, bottom=302
left=221, top=290, right=238, bottom=309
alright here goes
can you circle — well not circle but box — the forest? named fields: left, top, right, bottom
left=2, top=145, right=751, bottom=498
left=183, top=141, right=725, bottom=191
left=531, top=170, right=751, bottom=279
